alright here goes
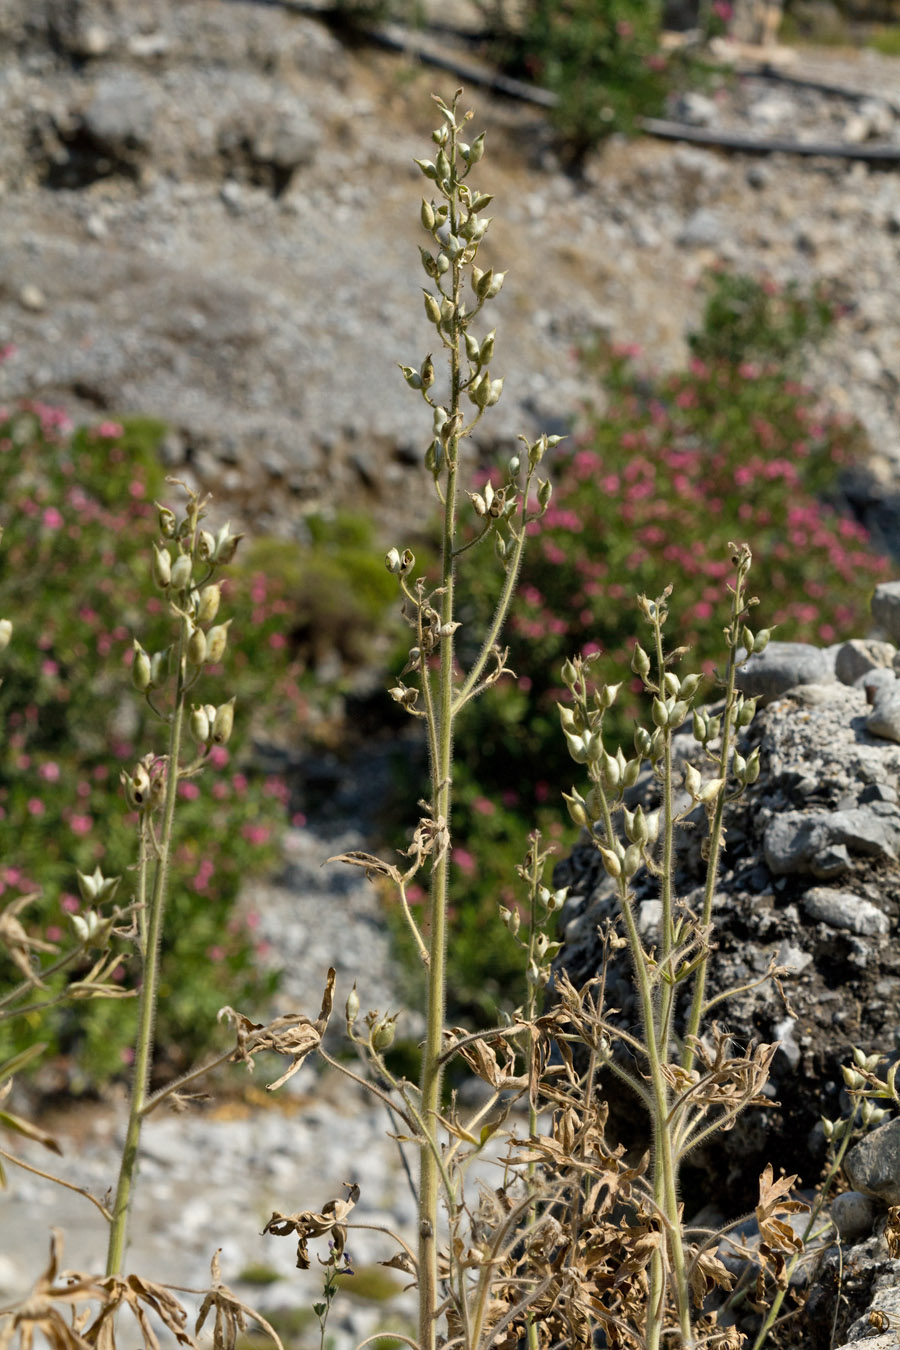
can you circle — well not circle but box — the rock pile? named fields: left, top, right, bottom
left=553, top=581, right=900, bottom=1343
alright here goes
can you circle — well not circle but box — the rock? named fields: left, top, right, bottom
left=736, top=642, right=837, bottom=701
left=671, top=92, right=717, bottom=127
left=765, top=806, right=900, bottom=877
left=252, top=110, right=318, bottom=174
left=846, top=1117, right=900, bottom=1204
left=829, top=1190, right=878, bottom=1243
left=836, top=639, right=896, bottom=686
left=82, top=73, right=156, bottom=164
left=867, top=681, right=900, bottom=743
left=18, top=283, right=45, bottom=311
left=872, top=582, right=900, bottom=641
left=677, top=208, right=724, bottom=248
left=802, top=887, right=889, bottom=936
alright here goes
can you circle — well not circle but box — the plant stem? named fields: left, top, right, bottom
left=417, top=199, right=462, bottom=1350
left=105, top=628, right=187, bottom=1277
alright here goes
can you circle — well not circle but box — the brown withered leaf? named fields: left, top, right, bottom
left=219, top=968, right=335, bottom=1091
left=262, top=1182, right=360, bottom=1271
left=755, top=1164, right=807, bottom=1254
left=884, top=1206, right=900, bottom=1259
left=0, top=893, right=57, bottom=989
left=84, top=1272, right=194, bottom=1350
left=0, top=1232, right=100, bottom=1350
left=326, top=851, right=402, bottom=886
left=687, top=1246, right=735, bottom=1306
left=194, top=1250, right=284, bottom=1350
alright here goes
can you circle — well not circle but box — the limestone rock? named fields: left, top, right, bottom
left=736, top=641, right=837, bottom=701
left=846, top=1118, right=900, bottom=1205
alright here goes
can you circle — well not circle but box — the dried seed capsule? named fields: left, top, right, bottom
left=189, top=704, right=211, bottom=745
left=211, top=697, right=236, bottom=746
left=170, top=553, right=192, bottom=591
left=205, top=620, right=232, bottom=664
left=186, top=625, right=208, bottom=666
left=151, top=544, right=172, bottom=589
left=196, top=584, right=221, bottom=626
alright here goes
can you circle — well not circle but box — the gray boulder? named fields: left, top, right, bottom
left=872, top=581, right=900, bottom=641
left=736, top=641, right=838, bottom=701
left=846, top=1118, right=900, bottom=1205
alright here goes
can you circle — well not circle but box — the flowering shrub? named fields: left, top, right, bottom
left=444, top=318, right=890, bottom=1014
left=0, top=404, right=393, bottom=1083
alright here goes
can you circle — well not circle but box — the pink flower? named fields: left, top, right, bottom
left=39, top=761, right=60, bottom=782
left=178, top=781, right=200, bottom=800
left=70, top=815, right=93, bottom=835
left=61, top=894, right=80, bottom=913
left=97, top=421, right=124, bottom=439
left=453, top=847, right=476, bottom=876
left=42, top=507, right=64, bottom=529
left=27, top=798, right=45, bottom=816
left=41, top=660, right=59, bottom=678
left=472, top=796, right=496, bottom=817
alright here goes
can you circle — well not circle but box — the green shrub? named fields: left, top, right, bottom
left=0, top=407, right=399, bottom=1084
left=689, top=268, right=835, bottom=370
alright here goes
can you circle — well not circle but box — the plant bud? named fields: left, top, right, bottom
left=652, top=698, right=668, bottom=729
left=821, top=1116, right=834, bottom=1141
left=151, top=545, right=172, bottom=588
left=480, top=330, right=495, bottom=365
left=400, top=364, right=423, bottom=390
left=663, top=673, right=680, bottom=697
left=186, top=624, right=208, bottom=666
left=632, top=644, right=651, bottom=679
left=211, top=697, right=236, bottom=746
left=189, top=704, right=211, bottom=745
left=561, top=658, right=578, bottom=690
left=753, top=628, right=771, bottom=654
left=741, top=626, right=755, bottom=656
left=414, top=157, right=438, bottom=181
left=599, top=682, right=621, bottom=711
left=697, top=778, right=725, bottom=804
left=420, top=199, right=435, bottom=231
left=537, top=478, right=552, bottom=509
left=494, top=533, right=507, bottom=562
left=841, top=1065, right=866, bottom=1090
left=485, top=270, right=507, bottom=299
left=196, top=584, right=221, bottom=626
left=465, top=333, right=480, bottom=364
left=205, top=620, right=232, bottom=664
left=170, top=553, right=192, bottom=591
left=132, top=640, right=152, bottom=692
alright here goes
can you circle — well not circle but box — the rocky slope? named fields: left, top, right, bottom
left=5, top=3, right=900, bottom=545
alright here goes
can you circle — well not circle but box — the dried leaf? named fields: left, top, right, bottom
left=326, top=852, right=402, bottom=886
left=218, top=969, right=335, bottom=1091
left=263, top=1183, right=360, bottom=1270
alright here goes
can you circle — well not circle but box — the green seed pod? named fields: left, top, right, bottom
left=205, top=620, right=232, bottom=665
left=132, top=640, right=152, bottom=692
left=170, top=552, right=192, bottom=591
left=681, top=673, right=703, bottom=700
left=634, top=726, right=653, bottom=758
left=561, top=658, right=578, bottom=690
left=670, top=700, right=689, bottom=728
left=211, top=697, right=236, bottom=746
left=600, top=751, right=620, bottom=792
left=151, top=544, right=172, bottom=589
left=196, top=584, right=221, bottom=626
left=693, top=710, right=709, bottom=743
left=400, top=364, right=422, bottom=390
left=563, top=789, right=589, bottom=830
left=597, top=845, right=621, bottom=880
left=741, top=626, right=755, bottom=656
left=370, top=1015, right=397, bottom=1053
left=744, top=747, right=761, bottom=784
left=467, top=131, right=485, bottom=165
left=537, top=477, right=552, bottom=509
left=684, top=763, right=701, bottom=798
left=420, top=199, right=435, bottom=231
left=623, top=844, right=643, bottom=879
left=213, top=523, right=243, bottom=564
left=632, top=644, right=651, bottom=679
left=663, top=672, right=680, bottom=697
left=414, top=157, right=438, bottom=181
left=186, top=624, right=208, bottom=666
left=423, top=293, right=441, bottom=325
left=754, top=628, right=772, bottom=654
left=622, top=756, right=641, bottom=789
left=651, top=698, right=668, bottom=729
left=738, top=696, right=758, bottom=729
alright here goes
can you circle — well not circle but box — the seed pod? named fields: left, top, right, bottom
left=632, top=644, right=651, bottom=679
left=597, top=845, right=621, bottom=880
left=345, top=984, right=360, bottom=1032
left=189, top=704, right=211, bottom=745
left=652, top=698, right=668, bottom=729
left=420, top=199, right=435, bottom=231
left=170, top=553, right=192, bottom=591
left=196, top=584, right=221, bottom=626
left=156, top=504, right=177, bottom=537
left=211, top=697, right=236, bottom=746
left=151, top=544, right=172, bottom=588
left=186, top=625, right=208, bottom=666
left=563, top=789, right=589, bottom=829
left=0, top=618, right=11, bottom=652
left=684, top=763, right=701, bottom=798
left=213, top=523, right=243, bottom=564
left=370, top=1015, right=397, bottom=1053
left=132, top=640, right=152, bottom=692
left=197, top=530, right=216, bottom=561
left=205, top=620, right=232, bottom=664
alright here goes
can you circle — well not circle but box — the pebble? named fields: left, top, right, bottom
left=802, top=886, right=889, bottom=936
